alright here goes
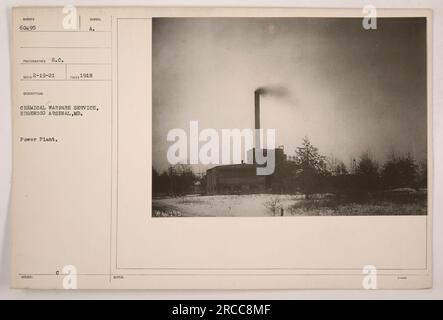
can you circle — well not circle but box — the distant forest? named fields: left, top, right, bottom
left=152, top=137, right=427, bottom=198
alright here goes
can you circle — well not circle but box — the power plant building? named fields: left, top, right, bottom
left=205, top=89, right=288, bottom=194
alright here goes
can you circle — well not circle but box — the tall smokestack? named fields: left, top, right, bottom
left=254, top=89, right=260, bottom=131
left=254, top=89, right=262, bottom=162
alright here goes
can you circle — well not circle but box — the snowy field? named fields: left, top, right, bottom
left=152, top=193, right=427, bottom=217
left=152, top=194, right=301, bottom=217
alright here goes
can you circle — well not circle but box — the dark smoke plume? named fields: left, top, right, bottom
left=255, top=86, right=296, bottom=107
left=255, top=86, right=289, bottom=98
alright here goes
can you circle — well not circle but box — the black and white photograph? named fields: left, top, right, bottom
left=152, top=17, right=428, bottom=217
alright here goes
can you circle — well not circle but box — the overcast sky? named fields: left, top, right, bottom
left=152, top=17, right=427, bottom=173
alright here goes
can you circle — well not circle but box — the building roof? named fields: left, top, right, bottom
left=206, top=163, right=257, bottom=173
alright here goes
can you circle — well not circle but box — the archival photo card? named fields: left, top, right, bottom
left=10, top=7, right=432, bottom=289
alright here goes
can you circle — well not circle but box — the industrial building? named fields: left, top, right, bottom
left=205, top=89, right=288, bottom=194
left=206, top=163, right=267, bottom=194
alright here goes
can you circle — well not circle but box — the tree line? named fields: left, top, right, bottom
left=152, top=164, right=199, bottom=196
left=271, top=137, right=427, bottom=198
left=153, top=137, right=427, bottom=197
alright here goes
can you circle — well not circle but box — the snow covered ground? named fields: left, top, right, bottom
left=152, top=193, right=427, bottom=217
left=152, top=194, right=303, bottom=217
